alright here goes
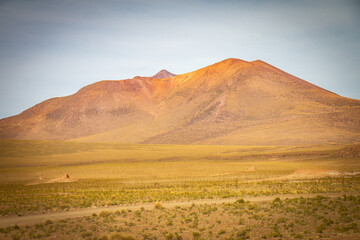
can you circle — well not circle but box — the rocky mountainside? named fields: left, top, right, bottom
left=0, top=58, right=359, bottom=145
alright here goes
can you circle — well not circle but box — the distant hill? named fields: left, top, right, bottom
left=0, top=58, right=359, bottom=145
left=152, top=69, right=176, bottom=79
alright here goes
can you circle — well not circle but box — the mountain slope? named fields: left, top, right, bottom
left=140, top=58, right=360, bottom=144
left=0, top=58, right=359, bottom=145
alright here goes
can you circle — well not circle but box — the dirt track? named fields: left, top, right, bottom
left=0, top=192, right=356, bottom=228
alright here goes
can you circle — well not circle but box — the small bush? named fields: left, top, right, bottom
left=99, top=211, right=111, bottom=218
left=154, top=202, right=164, bottom=209
left=236, top=228, right=250, bottom=239
left=192, top=232, right=200, bottom=239
left=109, top=233, right=135, bottom=240
left=294, top=233, right=304, bottom=239
left=236, top=199, right=245, bottom=203
left=336, top=222, right=357, bottom=233
left=45, top=219, right=52, bottom=225
left=11, top=233, right=21, bottom=240
left=98, top=234, right=109, bottom=240
left=316, top=224, right=325, bottom=233
left=165, top=233, right=174, bottom=240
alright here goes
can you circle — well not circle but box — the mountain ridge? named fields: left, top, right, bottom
left=0, top=58, right=359, bottom=145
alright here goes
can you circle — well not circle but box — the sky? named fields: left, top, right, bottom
left=0, top=0, right=359, bottom=119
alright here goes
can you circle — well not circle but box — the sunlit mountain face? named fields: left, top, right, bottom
left=0, top=58, right=359, bottom=145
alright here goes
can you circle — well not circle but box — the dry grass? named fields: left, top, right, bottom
left=0, top=139, right=356, bottom=184
left=1, top=195, right=360, bottom=239
left=0, top=140, right=359, bottom=239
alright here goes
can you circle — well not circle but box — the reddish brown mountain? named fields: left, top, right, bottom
left=152, top=69, right=176, bottom=79
left=0, top=58, right=359, bottom=145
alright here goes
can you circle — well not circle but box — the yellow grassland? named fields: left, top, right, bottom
left=0, top=139, right=358, bottom=184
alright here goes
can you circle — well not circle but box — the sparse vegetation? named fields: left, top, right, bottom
left=0, top=140, right=359, bottom=239
left=0, top=195, right=359, bottom=239
left=1, top=176, right=359, bottom=216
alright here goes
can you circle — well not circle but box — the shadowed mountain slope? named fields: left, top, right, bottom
left=0, top=58, right=359, bottom=145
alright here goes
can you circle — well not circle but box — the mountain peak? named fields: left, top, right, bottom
left=207, top=58, right=251, bottom=70
left=152, top=69, right=176, bottom=79
left=1, top=58, right=359, bottom=145
left=219, top=58, right=249, bottom=64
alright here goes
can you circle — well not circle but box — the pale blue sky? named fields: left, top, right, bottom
left=0, top=0, right=359, bottom=118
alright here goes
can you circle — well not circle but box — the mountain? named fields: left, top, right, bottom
left=152, top=69, right=176, bottom=79
left=0, top=58, right=359, bottom=145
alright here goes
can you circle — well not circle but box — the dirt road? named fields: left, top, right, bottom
left=0, top=192, right=355, bottom=228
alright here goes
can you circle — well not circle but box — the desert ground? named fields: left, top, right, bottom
left=0, top=140, right=359, bottom=239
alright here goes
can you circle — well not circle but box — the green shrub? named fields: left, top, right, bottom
left=109, top=232, right=135, bottom=240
